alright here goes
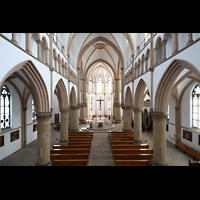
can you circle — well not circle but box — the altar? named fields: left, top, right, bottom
left=98, top=120, right=103, bottom=127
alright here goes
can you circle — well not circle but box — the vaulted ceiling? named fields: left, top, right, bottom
left=66, top=33, right=134, bottom=79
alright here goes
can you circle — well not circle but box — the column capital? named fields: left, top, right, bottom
left=69, top=105, right=81, bottom=110
left=151, top=111, right=168, bottom=120
left=121, top=105, right=133, bottom=110
left=133, top=107, right=143, bottom=112
left=36, top=111, right=53, bottom=120
left=162, top=40, right=167, bottom=45
left=59, top=107, right=70, bottom=113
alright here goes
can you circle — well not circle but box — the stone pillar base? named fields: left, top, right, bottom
left=35, top=160, right=52, bottom=166
left=133, top=139, right=143, bottom=144
left=151, top=160, right=168, bottom=166
left=79, top=119, right=87, bottom=124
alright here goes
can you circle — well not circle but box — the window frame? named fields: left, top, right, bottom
left=1, top=85, right=11, bottom=129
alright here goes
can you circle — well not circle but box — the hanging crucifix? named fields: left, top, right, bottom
left=97, top=98, right=104, bottom=110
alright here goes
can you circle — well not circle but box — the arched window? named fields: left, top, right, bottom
left=32, top=99, right=37, bottom=121
left=1, top=85, right=10, bottom=129
left=90, top=97, right=93, bottom=110
left=89, top=77, right=93, bottom=93
left=108, top=97, right=111, bottom=110
left=192, top=85, right=200, bottom=128
left=108, top=76, right=112, bottom=93
left=97, top=77, right=103, bottom=94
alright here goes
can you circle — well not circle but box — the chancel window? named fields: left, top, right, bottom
left=89, top=77, right=93, bottom=93
left=90, top=97, right=93, bottom=110
left=97, top=77, right=103, bottom=94
left=32, top=100, right=37, bottom=121
left=1, top=85, right=10, bottom=129
left=108, top=76, right=111, bottom=93
left=192, top=85, right=200, bottom=128
left=108, top=97, right=111, bottom=110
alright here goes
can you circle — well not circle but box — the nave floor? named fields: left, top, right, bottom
left=0, top=124, right=198, bottom=166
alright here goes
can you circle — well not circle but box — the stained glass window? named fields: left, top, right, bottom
left=32, top=99, right=37, bottom=121
left=108, top=97, right=111, bottom=110
left=89, top=77, right=93, bottom=93
left=1, top=85, right=10, bottom=129
left=192, top=85, right=200, bottom=128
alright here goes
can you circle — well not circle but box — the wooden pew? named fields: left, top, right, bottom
left=50, top=149, right=90, bottom=154
left=175, top=141, right=200, bottom=160
left=50, top=154, right=89, bottom=160
left=53, top=145, right=91, bottom=150
left=110, top=141, right=134, bottom=145
left=68, top=136, right=92, bottom=141
left=69, top=131, right=93, bottom=137
left=188, top=159, right=200, bottom=166
left=68, top=141, right=91, bottom=145
left=113, top=149, right=153, bottom=155
left=53, top=159, right=88, bottom=166
left=115, top=160, right=149, bottom=166
left=111, top=144, right=149, bottom=150
left=114, top=154, right=153, bottom=160
left=69, top=138, right=92, bottom=142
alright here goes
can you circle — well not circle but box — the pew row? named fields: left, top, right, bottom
left=115, top=160, right=149, bottom=166
left=53, top=159, right=88, bottom=166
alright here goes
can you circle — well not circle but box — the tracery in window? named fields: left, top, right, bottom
left=192, top=85, right=200, bottom=128
left=1, top=85, right=10, bottom=129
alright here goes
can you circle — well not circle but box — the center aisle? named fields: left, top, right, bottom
left=88, top=132, right=114, bottom=166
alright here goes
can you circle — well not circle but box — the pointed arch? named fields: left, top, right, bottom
left=154, top=59, right=200, bottom=112
left=77, top=36, right=124, bottom=79
left=55, top=79, right=68, bottom=109
left=125, top=86, right=132, bottom=106
left=134, top=79, right=148, bottom=108
left=70, top=86, right=77, bottom=106
left=0, top=60, right=49, bottom=112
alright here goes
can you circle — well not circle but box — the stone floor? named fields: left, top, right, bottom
left=0, top=124, right=199, bottom=166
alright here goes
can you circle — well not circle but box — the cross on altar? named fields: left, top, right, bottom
left=97, top=98, right=104, bottom=110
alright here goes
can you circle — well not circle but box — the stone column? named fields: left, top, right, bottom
left=36, top=39, right=42, bottom=61
left=133, top=107, right=143, bottom=143
left=59, top=107, right=69, bottom=142
left=35, top=111, right=52, bottom=166
left=145, top=57, right=148, bottom=73
left=21, top=107, right=27, bottom=148
left=150, top=33, right=154, bottom=68
left=187, top=33, right=193, bottom=45
left=58, top=60, right=61, bottom=74
left=45, top=47, right=49, bottom=65
left=122, top=106, right=133, bottom=131
left=141, top=60, right=144, bottom=75
left=80, top=78, right=87, bottom=124
left=151, top=111, right=168, bottom=166
left=114, top=79, right=121, bottom=123
left=69, top=106, right=80, bottom=131
left=121, top=68, right=124, bottom=105
left=154, top=48, right=158, bottom=66
left=162, top=40, right=167, bottom=61
left=172, top=33, right=178, bottom=55
left=54, top=57, right=58, bottom=72
left=11, top=33, right=18, bottom=45
left=26, top=33, right=32, bottom=54
left=49, top=33, right=53, bottom=68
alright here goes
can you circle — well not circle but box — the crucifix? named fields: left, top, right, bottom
left=97, top=98, right=104, bottom=110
